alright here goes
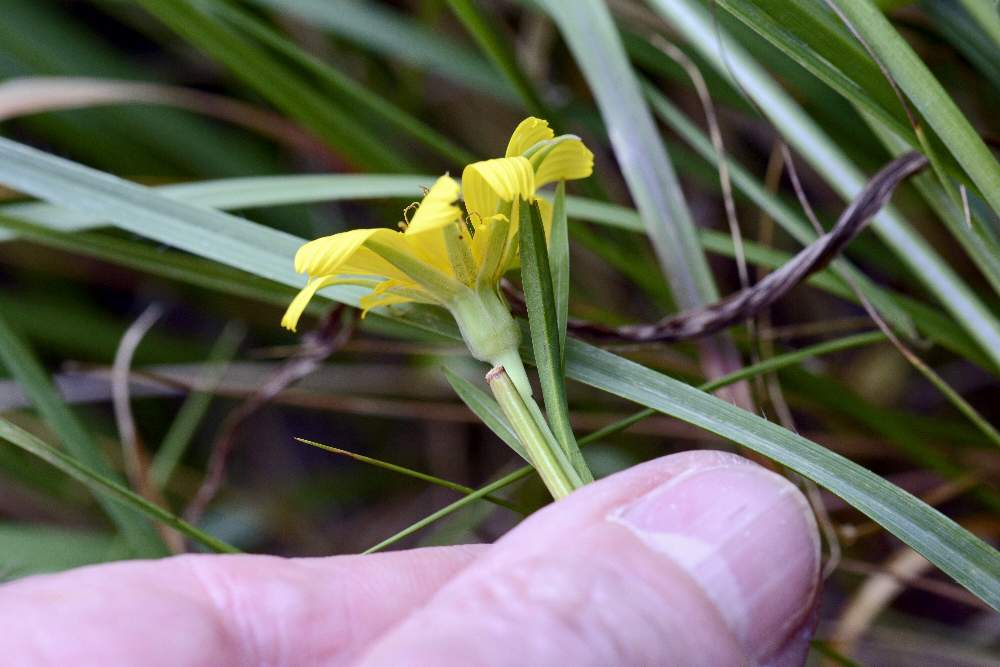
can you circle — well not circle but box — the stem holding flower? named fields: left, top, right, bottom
left=281, top=117, right=595, bottom=498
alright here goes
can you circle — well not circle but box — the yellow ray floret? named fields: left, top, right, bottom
left=282, top=118, right=593, bottom=349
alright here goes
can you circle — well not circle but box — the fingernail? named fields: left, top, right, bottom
left=610, top=460, right=820, bottom=660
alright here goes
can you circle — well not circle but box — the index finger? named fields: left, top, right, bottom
left=0, top=545, right=483, bottom=666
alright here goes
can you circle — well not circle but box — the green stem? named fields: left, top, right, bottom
left=487, top=366, right=582, bottom=498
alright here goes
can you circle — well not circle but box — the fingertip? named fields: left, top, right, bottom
left=359, top=451, right=821, bottom=666
left=610, top=456, right=821, bottom=661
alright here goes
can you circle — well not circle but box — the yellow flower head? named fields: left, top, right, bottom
left=281, top=117, right=593, bottom=371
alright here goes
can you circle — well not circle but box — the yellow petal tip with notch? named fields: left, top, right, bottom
left=506, top=117, right=554, bottom=157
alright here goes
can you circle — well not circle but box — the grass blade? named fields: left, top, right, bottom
left=211, top=3, right=476, bottom=166
left=366, top=330, right=890, bottom=553
left=0, top=310, right=165, bottom=556
left=540, top=0, right=717, bottom=309
left=641, top=83, right=918, bottom=339
left=446, top=0, right=549, bottom=115
left=518, top=200, right=589, bottom=480
left=714, top=0, right=916, bottom=144
left=706, top=1, right=1000, bottom=297
left=442, top=366, right=526, bottom=461
left=925, top=0, right=1000, bottom=91
left=135, top=0, right=404, bottom=171
left=0, top=417, right=238, bottom=554
left=960, top=0, right=1000, bottom=53
left=550, top=182, right=571, bottom=356
left=362, top=465, right=532, bottom=554
left=563, top=338, right=1000, bottom=610
left=251, top=0, right=513, bottom=100
left=151, top=322, right=246, bottom=490
left=296, top=437, right=523, bottom=513
left=0, top=524, right=118, bottom=578
left=830, top=0, right=1000, bottom=218
left=0, top=168, right=985, bottom=370
left=649, top=0, right=1000, bottom=371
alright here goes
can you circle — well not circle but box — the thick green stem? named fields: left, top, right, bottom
left=487, top=366, right=583, bottom=499
left=450, top=287, right=532, bottom=397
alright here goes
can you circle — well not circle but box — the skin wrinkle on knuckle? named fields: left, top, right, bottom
left=178, top=555, right=325, bottom=667
left=432, top=555, right=670, bottom=666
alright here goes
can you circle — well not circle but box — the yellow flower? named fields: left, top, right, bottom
left=281, top=117, right=592, bottom=394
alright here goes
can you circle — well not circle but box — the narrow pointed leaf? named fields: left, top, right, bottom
left=518, top=199, right=590, bottom=481
left=550, top=182, right=571, bottom=358
left=0, top=418, right=238, bottom=554
left=442, top=366, right=526, bottom=461
left=649, top=0, right=1000, bottom=371
left=0, top=310, right=166, bottom=556
left=296, top=437, right=524, bottom=513
left=830, top=0, right=1000, bottom=218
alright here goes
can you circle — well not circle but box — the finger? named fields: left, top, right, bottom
left=0, top=544, right=483, bottom=667
left=359, top=451, right=821, bottom=666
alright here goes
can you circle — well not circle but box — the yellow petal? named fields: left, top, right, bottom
left=536, top=196, right=554, bottom=243
left=505, top=117, right=554, bottom=157
left=471, top=213, right=511, bottom=285
left=530, top=137, right=594, bottom=188
left=405, top=174, right=462, bottom=235
left=339, top=246, right=415, bottom=283
left=358, top=292, right=416, bottom=318
left=404, top=220, right=471, bottom=280
left=358, top=280, right=438, bottom=317
left=294, top=227, right=408, bottom=277
left=461, top=156, right=535, bottom=222
left=281, top=275, right=345, bottom=331
left=500, top=197, right=553, bottom=273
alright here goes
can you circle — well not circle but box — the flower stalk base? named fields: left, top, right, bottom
left=487, top=366, right=584, bottom=499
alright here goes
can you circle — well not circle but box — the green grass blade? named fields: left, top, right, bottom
left=550, top=182, right=571, bottom=357
left=442, top=366, right=526, bottom=461
left=212, top=2, right=476, bottom=166
left=0, top=310, right=165, bottom=556
left=696, top=227, right=996, bottom=370
left=0, top=137, right=305, bottom=289
left=519, top=200, right=589, bottom=481
left=0, top=1, right=276, bottom=178
left=135, top=0, right=405, bottom=171
left=151, top=322, right=245, bottom=490
left=650, top=0, right=1000, bottom=371
left=563, top=338, right=1000, bottom=609
left=925, top=0, right=1000, bottom=91
left=709, top=0, right=1000, bottom=295
left=562, top=194, right=991, bottom=370
left=714, top=0, right=916, bottom=143
left=0, top=417, right=238, bottom=554
left=641, top=83, right=918, bottom=339
left=830, top=0, right=1000, bottom=218
left=868, top=119, right=1000, bottom=298
left=540, top=0, right=718, bottom=309
left=363, top=464, right=533, bottom=554
left=366, top=330, right=889, bottom=553
left=296, top=437, right=523, bottom=514
left=250, top=0, right=514, bottom=100
left=446, top=0, right=549, bottom=115
left=0, top=216, right=300, bottom=309
left=0, top=174, right=433, bottom=240
left=0, top=524, right=118, bottom=578
left=0, top=168, right=985, bottom=370
left=959, top=0, right=1000, bottom=52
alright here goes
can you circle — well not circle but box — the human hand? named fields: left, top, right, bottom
left=0, top=451, right=820, bottom=666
